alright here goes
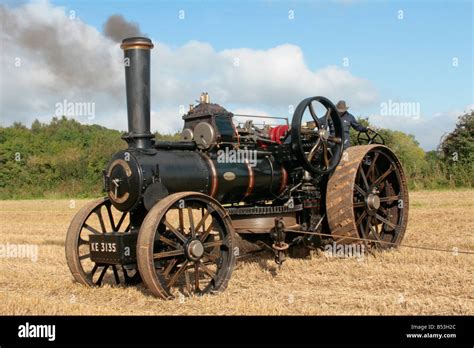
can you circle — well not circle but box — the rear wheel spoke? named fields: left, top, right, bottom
left=378, top=205, right=390, bottom=216
left=360, top=219, right=369, bottom=240
left=354, top=184, right=367, bottom=197
left=375, top=213, right=396, bottom=230
left=367, top=152, right=379, bottom=181
left=203, top=252, right=219, bottom=262
left=372, top=165, right=394, bottom=188
left=359, top=165, right=369, bottom=190
left=379, top=195, right=401, bottom=203
left=368, top=222, right=381, bottom=241
left=355, top=211, right=367, bottom=226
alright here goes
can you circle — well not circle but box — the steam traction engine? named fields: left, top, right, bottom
left=66, top=37, right=409, bottom=299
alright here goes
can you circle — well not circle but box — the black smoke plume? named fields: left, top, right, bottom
left=103, top=15, right=143, bottom=42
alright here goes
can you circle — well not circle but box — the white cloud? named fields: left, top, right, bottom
left=0, top=0, right=123, bottom=126
left=231, top=107, right=286, bottom=127
left=2, top=1, right=467, bottom=152
left=0, top=0, right=379, bottom=135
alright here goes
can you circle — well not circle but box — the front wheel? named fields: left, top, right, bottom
left=65, top=198, right=141, bottom=287
left=137, top=192, right=236, bottom=299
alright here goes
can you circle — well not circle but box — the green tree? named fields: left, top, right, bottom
left=0, top=113, right=472, bottom=199
left=439, top=111, right=474, bottom=187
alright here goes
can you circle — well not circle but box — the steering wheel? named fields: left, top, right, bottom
left=291, top=96, right=344, bottom=175
left=357, top=128, right=385, bottom=145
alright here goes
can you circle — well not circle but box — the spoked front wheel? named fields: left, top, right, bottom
left=137, top=192, right=236, bottom=299
left=65, top=198, right=141, bottom=287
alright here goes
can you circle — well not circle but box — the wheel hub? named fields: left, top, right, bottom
left=186, top=239, right=204, bottom=261
left=319, top=129, right=329, bottom=140
left=366, top=193, right=380, bottom=211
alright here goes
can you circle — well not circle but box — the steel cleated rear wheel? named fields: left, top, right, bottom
left=326, top=145, right=409, bottom=249
left=137, top=192, right=236, bottom=299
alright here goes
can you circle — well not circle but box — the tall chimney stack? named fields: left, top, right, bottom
left=121, top=37, right=154, bottom=149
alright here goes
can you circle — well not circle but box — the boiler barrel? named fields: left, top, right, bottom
left=155, top=150, right=287, bottom=204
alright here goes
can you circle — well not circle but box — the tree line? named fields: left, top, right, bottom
left=0, top=112, right=472, bottom=199
left=348, top=112, right=473, bottom=189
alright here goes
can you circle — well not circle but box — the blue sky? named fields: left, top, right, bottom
left=48, top=0, right=472, bottom=116
left=1, top=0, right=473, bottom=149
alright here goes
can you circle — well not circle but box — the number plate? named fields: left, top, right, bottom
left=89, top=232, right=138, bottom=265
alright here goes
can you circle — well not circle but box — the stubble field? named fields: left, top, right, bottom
left=0, top=190, right=473, bottom=315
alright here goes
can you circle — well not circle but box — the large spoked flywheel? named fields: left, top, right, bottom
left=326, top=145, right=409, bottom=248
left=291, top=96, right=344, bottom=175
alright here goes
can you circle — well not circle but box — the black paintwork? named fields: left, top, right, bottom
left=122, top=37, right=154, bottom=149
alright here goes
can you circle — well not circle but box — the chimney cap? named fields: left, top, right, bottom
left=121, top=37, right=154, bottom=50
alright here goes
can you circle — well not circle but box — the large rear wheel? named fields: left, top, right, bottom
left=326, top=145, right=409, bottom=248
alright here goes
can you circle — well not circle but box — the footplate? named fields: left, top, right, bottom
left=89, top=232, right=138, bottom=265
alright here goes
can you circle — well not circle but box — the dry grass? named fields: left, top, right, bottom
left=0, top=190, right=473, bottom=315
